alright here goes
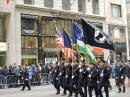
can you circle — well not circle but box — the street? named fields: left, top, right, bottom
left=0, top=79, right=130, bottom=97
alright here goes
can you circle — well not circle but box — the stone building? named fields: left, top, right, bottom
left=0, top=0, right=128, bottom=65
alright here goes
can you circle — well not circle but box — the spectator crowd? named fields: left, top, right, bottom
left=0, top=64, right=53, bottom=89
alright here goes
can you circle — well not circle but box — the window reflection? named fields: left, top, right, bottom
left=0, top=17, right=6, bottom=42
left=42, top=37, right=56, bottom=48
left=24, top=37, right=37, bottom=48
left=21, top=19, right=37, bottom=35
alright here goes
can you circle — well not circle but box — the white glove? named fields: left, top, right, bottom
left=59, top=73, right=62, bottom=76
left=72, top=76, right=74, bottom=79
left=79, top=65, right=81, bottom=68
left=80, top=69, right=83, bottom=72
left=56, top=78, right=59, bottom=80
left=100, top=72, right=103, bottom=77
left=87, top=68, right=90, bottom=71
left=66, top=75, right=68, bottom=78
left=88, top=74, right=91, bottom=78
left=121, top=76, right=124, bottom=79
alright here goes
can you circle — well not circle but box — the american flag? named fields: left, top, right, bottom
left=7, top=0, right=10, bottom=4
left=64, top=48, right=75, bottom=59
left=56, top=27, right=75, bottom=59
left=56, top=27, right=65, bottom=54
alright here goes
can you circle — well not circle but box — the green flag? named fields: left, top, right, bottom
left=86, top=45, right=97, bottom=64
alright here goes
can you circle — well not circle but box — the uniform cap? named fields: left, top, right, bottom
left=90, top=62, right=95, bottom=66
left=82, top=60, right=85, bottom=63
left=61, top=58, right=65, bottom=61
left=69, top=59, right=72, bottom=63
left=75, top=60, right=79, bottom=63
left=101, top=60, right=105, bottom=63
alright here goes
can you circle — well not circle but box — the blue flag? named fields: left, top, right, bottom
left=72, top=23, right=77, bottom=44
left=72, top=23, right=86, bottom=54
left=63, top=29, right=72, bottom=49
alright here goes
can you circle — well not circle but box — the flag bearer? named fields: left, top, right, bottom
left=98, top=60, right=110, bottom=97
left=52, top=62, right=60, bottom=95
left=115, top=61, right=126, bottom=93
left=87, top=63, right=99, bottom=97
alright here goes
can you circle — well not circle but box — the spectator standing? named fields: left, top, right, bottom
left=41, top=65, right=49, bottom=85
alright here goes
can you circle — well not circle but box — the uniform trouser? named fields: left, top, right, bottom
left=82, top=80, right=88, bottom=97
left=22, top=81, right=31, bottom=90
left=69, top=79, right=76, bottom=96
left=88, top=84, right=98, bottom=97
left=60, top=77, right=66, bottom=94
left=116, top=78, right=125, bottom=92
left=75, top=78, right=84, bottom=97
left=54, top=79, right=60, bottom=93
left=65, top=77, right=72, bottom=94
left=98, top=80, right=109, bottom=97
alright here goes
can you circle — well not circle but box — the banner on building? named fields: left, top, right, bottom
left=0, top=42, right=6, bottom=52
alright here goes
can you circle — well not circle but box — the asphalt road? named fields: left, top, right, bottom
left=0, top=79, right=130, bottom=97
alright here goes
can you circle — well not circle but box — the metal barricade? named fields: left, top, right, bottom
left=41, top=73, right=54, bottom=85
left=0, top=75, right=5, bottom=88
left=0, top=73, right=54, bottom=89
left=30, top=74, right=41, bottom=85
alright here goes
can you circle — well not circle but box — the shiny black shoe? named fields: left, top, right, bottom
left=62, top=93, right=66, bottom=96
left=118, top=89, right=121, bottom=93
left=68, top=94, right=72, bottom=97
left=56, top=91, right=60, bottom=95
left=123, top=86, right=125, bottom=93
left=75, top=95, right=78, bottom=97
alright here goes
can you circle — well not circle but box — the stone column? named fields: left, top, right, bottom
left=15, top=11, right=21, bottom=65
left=103, top=23, right=110, bottom=63
left=126, top=25, right=130, bottom=60
left=6, top=4, right=16, bottom=65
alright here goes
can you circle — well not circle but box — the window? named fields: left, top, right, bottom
left=24, top=0, right=34, bottom=5
left=0, top=17, right=6, bottom=42
left=92, top=0, right=99, bottom=15
left=21, top=19, right=37, bottom=35
left=44, top=0, right=53, bottom=8
left=62, top=0, right=70, bottom=10
left=24, top=37, right=37, bottom=48
left=111, top=4, right=121, bottom=17
left=42, top=37, right=56, bottom=48
left=78, top=0, right=85, bottom=12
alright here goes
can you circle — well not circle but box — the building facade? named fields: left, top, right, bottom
left=0, top=0, right=128, bottom=65
left=0, top=0, right=16, bottom=65
left=126, top=0, right=130, bottom=60
left=105, top=0, right=129, bottom=62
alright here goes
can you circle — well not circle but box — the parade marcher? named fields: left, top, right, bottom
left=65, top=59, right=73, bottom=97
left=87, top=63, right=99, bottom=97
left=59, top=58, right=67, bottom=96
left=115, top=61, right=126, bottom=93
left=80, top=60, right=88, bottom=97
left=21, top=67, right=31, bottom=91
left=72, top=60, right=84, bottom=97
left=52, top=62, right=60, bottom=95
left=98, top=60, right=110, bottom=97
left=126, top=60, right=130, bottom=87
